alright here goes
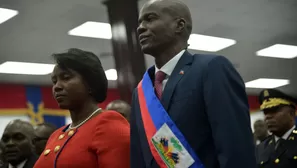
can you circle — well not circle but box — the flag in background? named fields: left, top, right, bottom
left=26, top=86, right=67, bottom=127
left=0, top=84, right=68, bottom=128
left=7, top=85, right=297, bottom=133
left=0, top=84, right=120, bottom=129
left=0, top=84, right=27, bottom=115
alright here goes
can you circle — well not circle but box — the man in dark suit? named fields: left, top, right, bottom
left=256, top=89, right=297, bottom=168
left=1, top=120, right=38, bottom=168
left=254, top=120, right=269, bottom=145
left=131, top=0, right=257, bottom=168
left=106, top=100, right=131, bottom=122
left=32, top=123, right=57, bottom=156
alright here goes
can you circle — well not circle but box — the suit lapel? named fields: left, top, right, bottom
left=275, top=139, right=287, bottom=158
left=161, top=51, right=193, bottom=111
left=265, top=139, right=275, bottom=158
left=148, top=66, right=155, bottom=84
left=258, top=138, right=275, bottom=163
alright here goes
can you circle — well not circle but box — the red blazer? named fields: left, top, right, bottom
left=34, top=111, right=130, bottom=168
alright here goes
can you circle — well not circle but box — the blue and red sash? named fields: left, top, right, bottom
left=137, top=70, right=204, bottom=168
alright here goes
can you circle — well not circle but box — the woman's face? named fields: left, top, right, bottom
left=51, top=65, right=89, bottom=109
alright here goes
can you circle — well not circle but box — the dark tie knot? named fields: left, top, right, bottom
left=155, top=71, right=166, bottom=83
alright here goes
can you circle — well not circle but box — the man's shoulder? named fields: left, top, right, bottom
left=192, top=53, right=219, bottom=59
left=191, top=53, right=229, bottom=65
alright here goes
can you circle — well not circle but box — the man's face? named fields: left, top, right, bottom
left=1, top=123, right=33, bottom=165
left=33, top=125, right=54, bottom=155
left=264, top=106, right=294, bottom=136
left=137, top=2, right=177, bottom=55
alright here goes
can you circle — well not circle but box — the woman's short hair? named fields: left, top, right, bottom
left=52, top=48, right=108, bottom=103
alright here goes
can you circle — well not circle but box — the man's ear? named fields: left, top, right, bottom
left=293, top=110, right=297, bottom=117
left=289, top=107, right=296, bottom=117
left=175, top=18, right=186, bottom=33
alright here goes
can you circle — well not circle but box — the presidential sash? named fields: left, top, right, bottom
left=137, top=70, right=204, bottom=168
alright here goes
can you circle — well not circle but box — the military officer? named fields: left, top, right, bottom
left=256, top=89, right=297, bottom=168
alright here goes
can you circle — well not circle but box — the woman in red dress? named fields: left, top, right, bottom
left=34, top=48, right=130, bottom=168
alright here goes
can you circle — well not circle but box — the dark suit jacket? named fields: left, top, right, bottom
left=23, top=155, right=38, bottom=168
left=4, top=154, right=38, bottom=168
left=256, top=130, right=297, bottom=168
left=130, top=51, right=257, bottom=168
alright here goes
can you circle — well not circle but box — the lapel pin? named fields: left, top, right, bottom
left=289, top=136, right=295, bottom=140
left=293, top=130, right=297, bottom=134
left=179, top=70, right=184, bottom=75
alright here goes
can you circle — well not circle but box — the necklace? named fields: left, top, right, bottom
left=69, top=108, right=101, bottom=129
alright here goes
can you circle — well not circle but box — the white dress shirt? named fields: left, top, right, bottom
left=274, top=125, right=296, bottom=142
left=155, top=50, right=186, bottom=91
left=8, top=160, right=27, bottom=168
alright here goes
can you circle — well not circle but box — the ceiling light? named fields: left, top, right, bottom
left=0, top=8, right=18, bottom=24
left=256, top=44, right=297, bottom=59
left=68, top=21, right=112, bottom=39
left=245, top=78, right=290, bottom=89
left=188, top=34, right=236, bottom=52
left=0, top=61, right=55, bottom=75
left=105, top=69, right=117, bottom=80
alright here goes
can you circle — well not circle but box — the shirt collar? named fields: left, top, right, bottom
left=9, top=160, right=27, bottom=168
left=155, top=50, right=186, bottom=76
left=275, top=125, right=296, bottom=142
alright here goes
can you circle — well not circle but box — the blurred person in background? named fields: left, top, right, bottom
left=0, top=143, right=8, bottom=168
left=256, top=89, right=297, bottom=168
left=32, top=123, right=57, bottom=156
left=106, top=100, right=131, bottom=122
left=1, top=120, right=38, bottom=168
left=33, top=48, right=130, bottom=168
left=253, top=119, right=269, bottom=145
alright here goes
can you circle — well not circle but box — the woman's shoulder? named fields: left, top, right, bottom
left=91, top=110, right=129, bottom=128
left=91, top=110, right=129, bottom=133
left=90, top=109, right=130, bottom=146
left=96, top=110, right=127, bottom=120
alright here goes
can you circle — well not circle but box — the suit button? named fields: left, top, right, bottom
left=58, top=134, right=65, bottom=140
left=44, top=149, right=50, bottom=156
left=275, top=158, right=280, bottom=164
left=68, top=130, right=74, bottom=136
left=294, top=156, right=297, bottom=160
left=54, top=146, right=60, bottom=153
left=260, top=161, right=264, bottom=165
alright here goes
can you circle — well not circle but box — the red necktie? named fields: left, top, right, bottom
left=154, top=71, right=166, bottom=99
